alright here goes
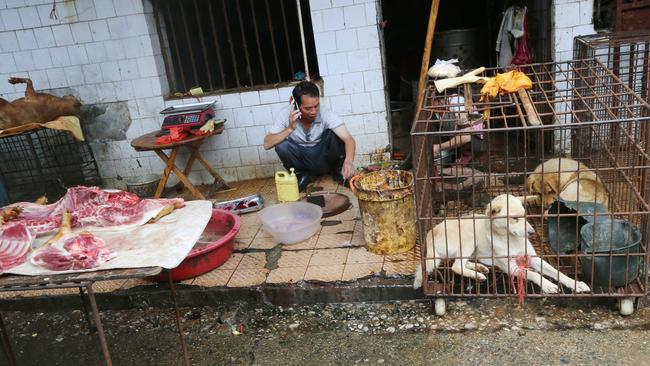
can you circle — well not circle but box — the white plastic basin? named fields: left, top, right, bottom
left=258, top=202, right=322, bottom=244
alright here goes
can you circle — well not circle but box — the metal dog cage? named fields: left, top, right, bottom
left=0, top=128, right=101, bottom=204
left=574, top=30, right=650, bottom=103
left=411, top=59, right=650, bottom=315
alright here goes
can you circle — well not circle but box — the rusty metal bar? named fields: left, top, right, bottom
left=235, top=0, right=254, bottom=86
left=207, top=0, right=227, bottom=89
left=267, top=0, right=284, bottom=81
left=278, top=0, right=295, bottom=75
left=78, top=286, right=96, bottom=333
left=295, top=0, right=310, bottom=80
left=169, top=272, right=190, bottom=366
left=152, top=0, right=177, bottom=93
left=163, top=1, right=187, bottom=91
left=221, top=0, right=241, bottom=87
left=249, top=0, right=267, bottom=84
left=86, top=285, right=112, bottom=366
left=179, top=2, right=199, bottom=88
left=193, top=0, right=213, bottom=91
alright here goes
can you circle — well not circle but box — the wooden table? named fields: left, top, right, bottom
left=130, top=126, right=230, bottom=200
left=0, top=268, right=190, bottom=366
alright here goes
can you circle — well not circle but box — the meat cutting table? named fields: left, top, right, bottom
left=130, top=125, right=231, bottom=200
left=0, top=267, right=190, bottom=366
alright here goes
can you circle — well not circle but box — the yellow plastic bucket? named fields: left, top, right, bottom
left=350, top=170, right=416, bottom=255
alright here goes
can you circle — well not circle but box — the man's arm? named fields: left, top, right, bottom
left=332, top=124, right=356, bottom=179
left=263, top=108, right=300, bottom=150
left=432, top=135, right=472, bottom=156
left=263, top=127, right=294, bottom=150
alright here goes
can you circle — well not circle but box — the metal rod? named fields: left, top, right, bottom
left=169, top=271, right=190, bottom=366
left=207, top=0, right=227, bottom=89
left=222, top=0, right=241, bottom=87
left=86, top=285, right=112, bottom=366
left=295, top=0, right=309, bottom=80
left=193, top=0, right=213, bottom=91
left=164, top=1, right=187, bottom=91
left=235, top=0, right=254, bottom=85
left=180, top=2, right=200, bottom=87
left=279, top=0, right=295, bottom=75
left=78, top=286, right=96, bottom=333
left=268, top=0, right=284, bottom=81
left=250, top=0, right=267, bottom=84
left=152, top=0, right=176, bottom=94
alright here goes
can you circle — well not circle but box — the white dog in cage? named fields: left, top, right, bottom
left=413, top=194, right=591, bottom=294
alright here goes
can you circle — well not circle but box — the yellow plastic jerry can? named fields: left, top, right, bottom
left=275, top=168, right=300, bottom=202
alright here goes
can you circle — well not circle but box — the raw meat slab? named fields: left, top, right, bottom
left=7, top=200, right=212, bottom=276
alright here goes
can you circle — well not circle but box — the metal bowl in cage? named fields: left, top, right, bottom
left=433, top=149, right=454, bottom=167
left=126, top=174, right=161, bottom=198
left=547, top=199, right=607, bottom=254
left=580, top=219, right=642, bottom=288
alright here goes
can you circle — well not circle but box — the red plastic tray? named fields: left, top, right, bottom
left=153, top=208, right=240, bottom=282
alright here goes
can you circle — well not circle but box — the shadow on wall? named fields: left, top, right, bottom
left=80, top=101, right=132, bottom=142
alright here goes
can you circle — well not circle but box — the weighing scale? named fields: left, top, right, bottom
left=160, top=101, right=216, bottom=130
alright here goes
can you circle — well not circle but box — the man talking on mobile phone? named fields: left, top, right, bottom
left=263, top=81, right=356, bottom=192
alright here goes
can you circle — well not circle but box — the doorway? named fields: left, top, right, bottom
left=380, top=0, right=552, bottom=160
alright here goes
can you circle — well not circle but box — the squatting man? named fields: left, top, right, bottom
left=264, top=81, right=356, bottom=191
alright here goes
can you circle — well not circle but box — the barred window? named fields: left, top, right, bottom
left=153, top=0, right=319, bottom=95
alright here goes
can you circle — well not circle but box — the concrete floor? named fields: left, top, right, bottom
left=3, top=299, right=650, bottom=365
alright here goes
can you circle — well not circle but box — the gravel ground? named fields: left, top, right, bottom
left=2, top=298, right=650, bottom=365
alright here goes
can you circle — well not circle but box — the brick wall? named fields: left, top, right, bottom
left=0, top=0, right=390, bottom=190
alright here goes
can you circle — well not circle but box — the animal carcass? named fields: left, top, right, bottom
left=2, top=186, right=184, bottom=235
left=0, top=77, right=81, bottom=130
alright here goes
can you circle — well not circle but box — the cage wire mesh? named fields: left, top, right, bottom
left=574, top=30, right=650, bottom=103
left=0, top=128, right=101, bottom=204
left=574, top=30, right=650, bottom=146
left=412, top=59, right=650, bottom=299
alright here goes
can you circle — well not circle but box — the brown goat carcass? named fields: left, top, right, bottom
left=0, top=77, right=81, bottom=130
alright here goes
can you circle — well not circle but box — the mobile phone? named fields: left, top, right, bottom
left=292, top=99, right=302, bottom=118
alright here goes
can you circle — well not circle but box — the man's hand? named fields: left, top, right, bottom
left=288, top=108, right=300, bottom=132
left=341, top=160, right=355, bottom=179
left=432, top=143, right=441, bottom=157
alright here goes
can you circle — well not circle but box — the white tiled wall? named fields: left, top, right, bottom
left=551, top=0, right=595, bottom=152
left=0, top=0, right=390, bottom=189
left=552, top=0, right=595, bottom=62
left=310, top=0, right=389, bottom=157
left=0, top=0, right=600, bottom=189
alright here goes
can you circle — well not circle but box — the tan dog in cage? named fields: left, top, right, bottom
left=527, top=158, right=609, bottom=209
left=413, top=194, right=591, bottom=293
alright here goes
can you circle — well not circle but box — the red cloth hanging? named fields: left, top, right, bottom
left=511, top=13, right=532, bottom=65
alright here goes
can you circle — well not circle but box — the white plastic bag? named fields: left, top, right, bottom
left=427, top=59, right=461, bottom=79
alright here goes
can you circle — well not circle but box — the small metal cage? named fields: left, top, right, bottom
left=411, top=59, right=650, bottom=309
left=0, top=128, right=101, bottom=204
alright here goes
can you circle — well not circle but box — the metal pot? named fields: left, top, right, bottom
left=580, top=219, right=642, bottom=288
left=431, top=28, right=487, bottom=69
left=126, top=174, right=161, bottom=198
